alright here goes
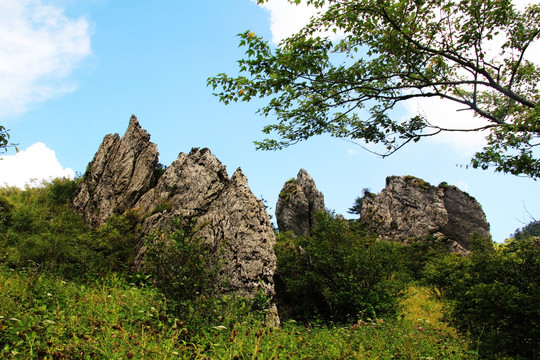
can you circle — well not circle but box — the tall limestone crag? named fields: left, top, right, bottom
left=73, top=116, right=276, bottom=299
left=73, top=115, right=159, bottom=228
left=275, top=169, right=325, bottom=236
left=360, top=176, right=490, bottom=252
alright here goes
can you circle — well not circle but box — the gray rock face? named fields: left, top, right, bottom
left=275, top=169, right=325, bottom=236
left=135, top=148, right=276, bottom=297
left=73, top=117, right=276, bottom=299
left=361, top=176, right=490, bottom=251
left=441, top=186, right=491, bottom=250
left=73, top=115, right=159, bottom=228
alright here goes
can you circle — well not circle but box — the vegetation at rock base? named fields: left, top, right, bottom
left=275, top=212, right=408, bottom=323
left=0, top=178, right=539, bottom=359
left=209, top=0, right=540, bottom=178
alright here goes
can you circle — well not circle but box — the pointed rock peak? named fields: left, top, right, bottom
left=124, top=114, right=151, bottom=142
left=276, top=168, right=325, bottom=236
left=297, top=168, right=310, bottom=180
left=231, top=168, right=249, bottom=187
left=73, top=115, right=159, bottom=228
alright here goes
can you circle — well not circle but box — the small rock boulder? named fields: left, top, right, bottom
left=275, top=169, right=325, bottom=236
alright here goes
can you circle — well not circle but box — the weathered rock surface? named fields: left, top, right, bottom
left=361, top=176, right=490, bottom=251
left=73, top=117, right=276, bottom=299
left=135, top=148, right=276, bottom=297
left=275, top=169, right=325, bottom=236
left=73, top=115, right=159, bottom=228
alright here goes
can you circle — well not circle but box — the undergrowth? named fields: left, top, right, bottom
left=0, top=265, right=477, bottom=359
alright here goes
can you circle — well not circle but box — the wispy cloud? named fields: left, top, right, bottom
left=0, top=0, right=92, bottom=117
left=0, top=142, right=74, bottom=188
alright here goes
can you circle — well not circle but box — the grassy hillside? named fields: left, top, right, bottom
left=0, top=267, right=474, bottom=359
left=1, top=179, right=538, bottom=359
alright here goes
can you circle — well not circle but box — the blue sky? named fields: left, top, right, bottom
left=0, top=0, right=538, bottom=242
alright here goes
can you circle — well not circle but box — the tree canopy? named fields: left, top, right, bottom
left=208, top=0, right=540, bottom=178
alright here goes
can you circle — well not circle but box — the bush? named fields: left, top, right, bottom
left=0, top=179, right=139, bottom=279
left=423, top=237, right=540, bottom=359
left=275, top=212, right=408, bottom=324
left=142, top=218, right=224, bottom=325
left=512, top=219, right=540, bottom=241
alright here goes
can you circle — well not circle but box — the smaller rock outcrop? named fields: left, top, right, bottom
left=360, top=176, right=490, bottom=251
left=275, top=169, right=325, bottom=236
left=73, top=115, right=159, bottom=228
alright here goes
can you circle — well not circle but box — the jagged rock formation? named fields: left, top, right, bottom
left=73, top=116, right=276, bottom=300
left=275, top=169, right=325, bottom=236
left=134, top=148, right=276, bottom=297
left=73, top=115, right=159, bottom=228
left=361, top=176, right=490, bottom=252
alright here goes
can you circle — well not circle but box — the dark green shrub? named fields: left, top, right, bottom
left=0, top=196, right=13, bottom=228
left=275, top=212, right=408, bottom=324
left=142, top=218, right=224, bottom=325
left=512, top=219, right=540, bottom=241
left=423, top=237, right=540, bottom=359
left=46, top=177, right=79, bottom=205
left=399, top=235, right=458, bottom=281
left=0, top=180, right=139, bottom=279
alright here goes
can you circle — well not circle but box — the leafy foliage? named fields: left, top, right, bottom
left=423, top=237, right=540, bottom=359
left=275, top=212, right=408, bottom=323
left=0, top=264, right=477, bottom=359
left=142, top=218, right=227, bottom=326
left=209, top=0, right=540, bottom=178
left=347, top=188, right=373, bottom=216
left=0, top=125, right=17, bottom=153
left=0, top=179, right=139, bottom=279
left=512, top=218, right=540, bottom=240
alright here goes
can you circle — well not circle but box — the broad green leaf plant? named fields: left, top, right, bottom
left=209, top=0, right=540, bottom=178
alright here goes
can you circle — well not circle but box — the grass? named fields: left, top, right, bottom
left=0, top=266, right=478, bottom=359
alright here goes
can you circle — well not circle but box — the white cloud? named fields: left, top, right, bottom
left=0, top=142, right=74, bottom=188
left=252, top=0, right=339, bottom=44
left=0, top=0, right=91, bottom=117
left=402, top=98, right=490, bottom=156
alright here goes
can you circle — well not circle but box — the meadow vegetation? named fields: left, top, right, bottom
left=1, top=178, right=538, bottom=359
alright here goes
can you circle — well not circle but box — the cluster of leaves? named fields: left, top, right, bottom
left=423, top=236, right=540, bottom=359
left=0, top=178, right=140, bottom=279
left=275, top=211, right=409, bottom=323
left=209, top=0, right=540, bottom=178
left=0, top=125, right=17, bottom=154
